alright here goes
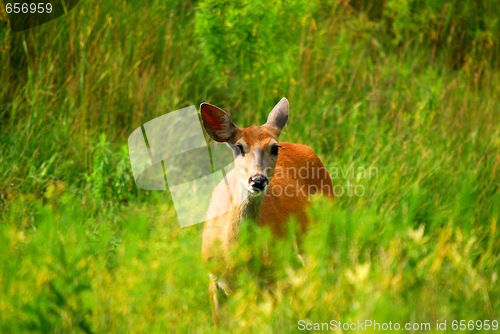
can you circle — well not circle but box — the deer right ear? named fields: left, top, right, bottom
left=264, top=97, right=289, bottom=137
left=200, top=103, right=237, bottom=143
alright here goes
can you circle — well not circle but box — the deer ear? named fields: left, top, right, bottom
left=264, top=97, right=289, bottom=137
left=200, top=103, right=237, bottom=143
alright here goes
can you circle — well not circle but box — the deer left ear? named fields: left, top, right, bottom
left=264, top=97, right=289, bottom=137
left=200, top=103, right=237, bottom=143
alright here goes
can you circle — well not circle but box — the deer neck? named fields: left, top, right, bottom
left=225, top=180, right=265, bottom=245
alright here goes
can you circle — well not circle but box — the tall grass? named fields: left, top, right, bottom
left=1, top=0, right=499, bottom=332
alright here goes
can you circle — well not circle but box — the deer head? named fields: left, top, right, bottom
left=201, top=98, right=289, bottom=194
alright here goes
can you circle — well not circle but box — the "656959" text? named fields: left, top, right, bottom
left=5, top=3, right=53, bottom=14
left=451, top=320, right=498, bottom=330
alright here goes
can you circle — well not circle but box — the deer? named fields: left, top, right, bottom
left=200, top=98, right=334, bottom=326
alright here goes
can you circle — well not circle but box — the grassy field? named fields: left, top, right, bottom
left=1, top=0, right=499, bottom=332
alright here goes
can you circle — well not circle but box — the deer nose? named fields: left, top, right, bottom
left=249, top=175, right=268, bottom=192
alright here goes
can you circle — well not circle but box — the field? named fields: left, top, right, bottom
left=1, top=0, right=499, bottom=332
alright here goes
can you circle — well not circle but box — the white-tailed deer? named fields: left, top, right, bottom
left=200, top=98, right=333, bottom=326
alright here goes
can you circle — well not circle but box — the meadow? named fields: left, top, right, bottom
left=0, top=0, right=499, bottom=332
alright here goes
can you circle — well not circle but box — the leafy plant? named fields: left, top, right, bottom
left=195, top=0, right=317, bottom=102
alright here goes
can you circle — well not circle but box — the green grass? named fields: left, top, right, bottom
left=1, top=0, right=499, bottom=333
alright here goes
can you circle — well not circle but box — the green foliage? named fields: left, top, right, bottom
left=84, top=134, right=135, bottom=203
left=383, top=0, right=500, bottom=67
left=1, top=0, right=500, bottom=332
left=195, top=0, right=317, bottom=102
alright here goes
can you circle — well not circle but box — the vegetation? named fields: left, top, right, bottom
left=0, top=0, right=499, bottom=332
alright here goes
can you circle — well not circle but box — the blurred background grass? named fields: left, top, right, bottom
left=0, top=0, right=499, bottom=332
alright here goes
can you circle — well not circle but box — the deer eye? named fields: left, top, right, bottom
left=236, top=144, right=245, bottom=156
left=271, top=145, right=279, bottom=156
